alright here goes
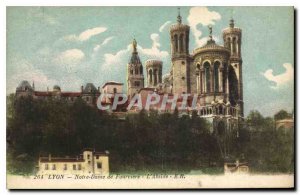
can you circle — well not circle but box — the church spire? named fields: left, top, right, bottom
left=129, top=38, right=141, bottom=64
left=208, top=25, right=213, bottom=40
left=230, top=18, right=235, bottom=28
left=177, top=8, right=182, bottom=24
left=132, top=38, right=137, bottom=53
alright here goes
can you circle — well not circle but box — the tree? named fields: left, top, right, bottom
left=274, top=110, right=292, bottom=121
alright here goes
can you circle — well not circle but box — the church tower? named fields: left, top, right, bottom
left=146, top=59, right=162, bottom=88
left=223, top=19, right=244, bottom=116
left=127, top=39, right=144, bottom=98
left=170, top=9, right=190, bottom=94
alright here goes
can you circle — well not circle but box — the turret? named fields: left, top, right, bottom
left=222, top=19, right=243, bottom=116
left=146, top=59, right=163, bottom=88
left=170, top=8, right=191, bottom=94
left=127, top=39, right=144, bottom=98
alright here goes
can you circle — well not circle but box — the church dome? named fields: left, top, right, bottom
left=146, top=59, right=162, bottom=68
left=193, top=39, right=230, bottom=56
left=53, top=85, right=61, bottom=91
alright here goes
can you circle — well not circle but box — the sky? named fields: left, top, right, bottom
left=6, top=6, right=294, bottom=117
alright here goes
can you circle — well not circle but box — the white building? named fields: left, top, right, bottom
left=38, top=149, right=109, bottom=175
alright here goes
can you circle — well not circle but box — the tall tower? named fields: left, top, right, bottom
left=170, top=8, right=190, bottom=94
left=127, top=39, right=144, bottom=98
left=223, top=19, right=243, bottom=116
left=146, top=59, right=162, bottom=88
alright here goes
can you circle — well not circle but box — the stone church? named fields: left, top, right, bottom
left=127, top=10, right=243, bottom=117
left=125, top=10, right=244, bottom=158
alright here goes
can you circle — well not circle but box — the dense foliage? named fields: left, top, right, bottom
left=6, top=95, right=294, bottom=175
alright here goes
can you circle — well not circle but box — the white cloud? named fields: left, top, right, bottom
left=138, top=33, right=169, bottom=59
left=262, top=63, right=294, bottom=89
left=193, top=36, right=220, bottom=49
left=159, top=21, right=172, bottom=32
left=65, top=27, right=107, bottom=42
left=187, top=7, right=221, bottom=47
left=7, top=58, right=57, bottom=94
left=54, top=49, right=85, bottom=67
left=101, top=45, right=131, bottom=71
left=93, top=36, right=114, bottom=52
left=101, top=33, right=169, bottom=72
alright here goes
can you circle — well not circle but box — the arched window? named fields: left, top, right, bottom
left=174, top=34, right=178, bottom=52
left=204, top=62, right=210, bottom=93
left=154, top=69, right=158, bottom=86
left=149, top=69, right=153, bottom=83
left=227, top=37, right=230, bottom=48
left=159, top=69, right=162, bottom=83
left=130, top=69, right=133, bottom=75
left=140, top=65, right=143, bottom=74
left=135, top=67, right=138, bottom=75
left=223, top=63, right=227, bottom=91
left=219, top=105, right=222, bottom=115
left=113, top=88, right=117, bottom=93
left=214, top=61, right=220, bottom=92
left=228, top=65, right=239, bottom=106
left=179, top=34, right=184, bottom=52
left=233, top=37, right=236, bottom=54
left=196, top=63, right=200, bottom=70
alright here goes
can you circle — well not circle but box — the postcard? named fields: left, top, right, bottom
left=6, top=6, right=294, bottom=189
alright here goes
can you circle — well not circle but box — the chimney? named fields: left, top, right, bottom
left=48, top=154, right=51, bottom=161
left=81, top=86, right=84, bottom=92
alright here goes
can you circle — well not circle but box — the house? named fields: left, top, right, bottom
left=38, top=148, right=109, bottom=175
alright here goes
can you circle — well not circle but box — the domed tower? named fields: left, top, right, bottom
left=170, top=8, right=190, bottom=94
left=223, top=19, right=243, bottom=116
left=15, top=80, right=34, bottom=97
left=127, top=39, right=144, bottom=98
left=193, top=26, right=230, bottom=106
left=146, top=59, right=162, bottom=88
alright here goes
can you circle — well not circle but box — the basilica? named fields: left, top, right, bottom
left=126, top=11, right=243, bottom=117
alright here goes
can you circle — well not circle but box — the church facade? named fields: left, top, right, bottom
left=126, top=11, right=243, bottom=118
left=123, top=11, right=244, bottom=158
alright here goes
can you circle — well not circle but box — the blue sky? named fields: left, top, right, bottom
left=6, top=6, right=294, bottom=116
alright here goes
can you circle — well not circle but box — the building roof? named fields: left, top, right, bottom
left=40, top=149, right=109, bottom=162
left=34, top=91, right=51, bottom=96
left=101, top=81, right=123, bottom=89
left=82, top=83, right=99, bottom=94
left=16, top=80, right=34, bottom=92
left=145, top=59, right=163, bottom=68
left=129, top=52, right=141, bottom=64
left=53, top=85, right=61, bottom=91
left=193, top=39, right=230, bottom=55
left=61, top=92, right=81, bottom=97
left=34, top=91, right=81, bottom=97
left=39, top=157, right=85, bottom=163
